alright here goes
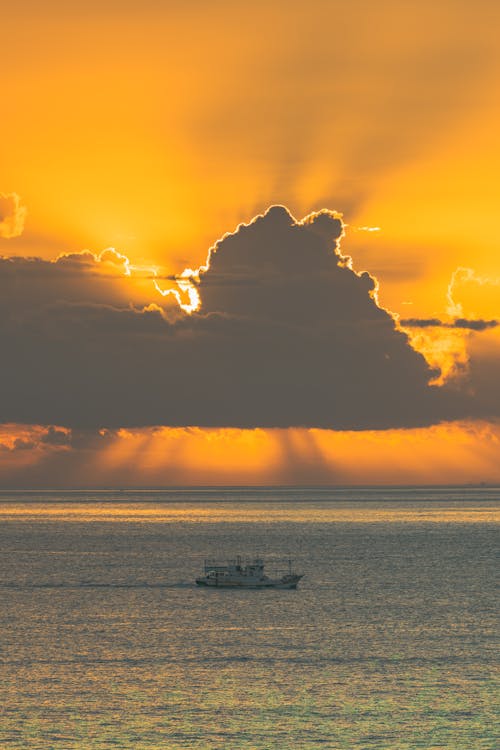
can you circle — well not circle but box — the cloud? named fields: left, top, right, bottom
left=0, top=204, right=495, bottom=431
left=0, top=248, right=182, bottom=319
left=0, top=425, right=71, bottom=452
left=401, top=318, right=498, bottom=331
left=39, top=425, right=72, bottom=446
left=12, top=437, right=37, bottom=451
left=0, top=193, right=27, bottom=238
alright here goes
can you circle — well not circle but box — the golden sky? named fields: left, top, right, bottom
left=2, top=0, right=500, bottom=486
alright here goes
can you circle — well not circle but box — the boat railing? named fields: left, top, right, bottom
left=203, top=557, right=298, bottom=575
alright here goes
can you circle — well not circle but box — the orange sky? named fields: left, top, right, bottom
left=2, top=1, right=500, bottom=486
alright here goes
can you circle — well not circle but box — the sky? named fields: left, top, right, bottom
left=2, top=0, right=500, bottom=487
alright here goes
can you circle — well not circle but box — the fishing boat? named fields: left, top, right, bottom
left=195, top=556, right=303, bottom=588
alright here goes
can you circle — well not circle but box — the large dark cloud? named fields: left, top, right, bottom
left=0, top=205, right=491, bottom=430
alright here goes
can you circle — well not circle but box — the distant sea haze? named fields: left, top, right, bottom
left=1, top=487, right=498, bottom=749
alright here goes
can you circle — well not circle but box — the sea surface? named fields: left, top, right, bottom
left=0, top=487, right=498, bottom=749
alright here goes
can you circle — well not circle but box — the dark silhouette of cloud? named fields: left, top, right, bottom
left=0, top=204, right=494, bottom=431
left=0, top=249, right=166, bottom=313
left=400, top=318, right=444, bottom=328
left=40, top=426, right=72, bottom=446
left=401, top=318, right=498, bottom=331
left=12, top=437, right=37, bottom=451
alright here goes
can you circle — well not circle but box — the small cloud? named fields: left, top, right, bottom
left=454, top=318, right=498, bottom=331
left=13, top=437, right=37, bottom=451
left=401, top=318, right=498, bottom=331
left=401, top=318, right=444, bottom=328
left=40, top=426, right=72, bottom=446
left=0, top=193, right=27, bottom=238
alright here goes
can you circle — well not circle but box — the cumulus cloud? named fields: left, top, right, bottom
left=0, top=205, right=495, bottom=430
left=0, top=193, right=27, bottom=238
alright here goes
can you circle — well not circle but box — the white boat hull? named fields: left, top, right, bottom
left=196, top=574, right=303, bottom=589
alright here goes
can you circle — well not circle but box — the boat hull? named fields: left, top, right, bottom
left=196, top=575, right=303, bottom=589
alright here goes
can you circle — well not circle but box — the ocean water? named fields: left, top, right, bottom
left=0, top=487, right=498, bottom=749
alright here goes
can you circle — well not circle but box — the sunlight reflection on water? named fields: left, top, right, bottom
left=0, top=488, right=498, bottom=749
left=0, top=498, right=499, bottom=523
